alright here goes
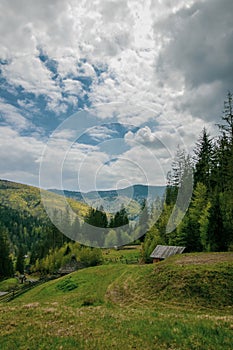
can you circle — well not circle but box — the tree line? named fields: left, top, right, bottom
left=0, top=200, right=134, bottom=277
left=142, top=92, right=233, bottom=261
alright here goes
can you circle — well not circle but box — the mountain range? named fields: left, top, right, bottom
left=50, top=184, right=165, bottom=202
left=0, top=179, right=165, bottom=219
left=49, top=184, right=166, bottom=214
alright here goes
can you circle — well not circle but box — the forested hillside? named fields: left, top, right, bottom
left=0, top=180, right=89, bottom=277
left=0, top=179, right=141, bottom=277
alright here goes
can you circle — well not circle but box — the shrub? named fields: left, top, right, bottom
left=56, top=277, right=78, bottom=292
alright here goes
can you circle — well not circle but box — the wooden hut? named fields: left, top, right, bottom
left=58, top=255, right=83, bottom=276
left=150, top=245, right=185, bottom=263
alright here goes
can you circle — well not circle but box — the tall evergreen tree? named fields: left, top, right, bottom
left=109, top=205, right=129, bottom=229
left=207, top=192, right=226, bottom=251
left=214, top=92, right=233, bottom=192
left=214, top=92, right=233, bottom=247
left=16, top=246, right=25, bottom=274
left=138, top=199, right=150, bottom=242
left=85, top=207, right=108, bottom=228
left=218, top=91, right=233, bottom=143
left=0, top=226, right=14, bottom=278
left=171, top=146, right=186, bottom=187
left=165, top=170, right=178, bottom=205
left=84, top=207, right=108, bottom=246
left=71, top=216, right=82, bottom=241
left=193, top=128, right=213, bottom=190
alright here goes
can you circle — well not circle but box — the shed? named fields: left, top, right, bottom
left=150, top=245, right=185, bottom=263
left=58, top=255, right=83, bottom=276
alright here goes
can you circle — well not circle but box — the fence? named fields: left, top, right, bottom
left=104, top=257, right=139, bottom=264
left=0, top=276, right=57, bottom=303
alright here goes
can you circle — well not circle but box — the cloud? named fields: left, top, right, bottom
left=0, top=126, right=44, bottom=185
left=0, top=0, right=160, bottom=120
left=2, top=56, right=60, bottom=97
left=1, top=0, right=231, bottom=125
left=0, top=0, right=72, bottom=59
left=0, top=0, right=232, bottom=189
left=95, top=144, right=168, bottom=188
left=124, top=119, right=202, bottom=157
left=155, top=0, right=233, bottom=121
left=0, top=98, right=32, bottom=131
left=158, top=0, right=233, bottom=88
left=85, top=125, right=118, bottom=142
left=38, top=121, right=109, bottom=190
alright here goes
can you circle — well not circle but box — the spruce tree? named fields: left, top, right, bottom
left=193, top=128, right=213, bottom=190
left=110, top=205, right=129, bottom=228
left=138, top=199, right=149, bottom=241
left=0, top=226, right=14, bottom=278
left=214, top=92, right=233, bottom=248
left=16, top=246, right=25, bottom=274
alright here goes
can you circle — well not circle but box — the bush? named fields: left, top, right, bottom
left=78, top=247, right=102, bottom=267
left=56, top=277, right=78, bottom=292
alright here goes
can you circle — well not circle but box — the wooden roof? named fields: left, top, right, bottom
left=150, top=245, right=185, bottom=259
left=58, top=259, right=83, bottom=275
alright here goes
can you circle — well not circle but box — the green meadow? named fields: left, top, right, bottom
left=1, top=253, right=233, bottom=350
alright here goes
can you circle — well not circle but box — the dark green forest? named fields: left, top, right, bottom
left=0, top=92, right=232, bottom=277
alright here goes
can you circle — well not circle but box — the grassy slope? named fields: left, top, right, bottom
left=0, top=278, right=18, bottom=292
left=103, top=245, right=141, bottom=263
left=1, top=253, right=233, bottom=350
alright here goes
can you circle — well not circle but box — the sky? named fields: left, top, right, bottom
left=0, top=0, right=233, bottom=192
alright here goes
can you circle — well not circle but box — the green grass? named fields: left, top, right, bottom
left=103, top=245, right=141, bottom=264
left=142, top=253, right=233, bottom=308
left=1, top=253, right=233, bottom=349
left=0, top=278, right=18, bottom=292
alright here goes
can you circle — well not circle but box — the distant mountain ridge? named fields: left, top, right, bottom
left=49, top=184, right=166, bottom=203
left=0, top=179, right=165, bottom=219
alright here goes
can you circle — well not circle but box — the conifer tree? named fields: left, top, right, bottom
left=0, top=226, right=14, bottom=278
left=193, top=128, right=213, bottom=190
left=138, top=199, right=149, bottom=241
left=16, top=246, right=25, bottom=274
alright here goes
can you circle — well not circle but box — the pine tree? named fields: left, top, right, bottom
left=84, top=207, right=108, bottom=246
left=218, top=91, right=233, bottom=143
left=71, top=216, right=82, bottom=241
left=85, top=207, right=108, bottom=228
left=165, top=170, right=178, bottom=205
left=166, top=151, right=193, bottom=234
left=193, top=128, right=213, bottom=190
left=110, top=205, right=129, bottom=228
left=215, top=91, right=233, bottom=192
left=207, top=192, right=226, bottom=251
left=172, top=183, right=209, bottom=252
left=214, top=92, right=233, bottom=248
left=16, top=246, right=25, bottom=274
left=171, top=146, right=186, bottom=187
left=0, top=226, right=14, bottom=278
left=138, top=199, right=149, bottom=241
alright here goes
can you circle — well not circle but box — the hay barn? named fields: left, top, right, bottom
left=150, top=245, right=185, bottom=263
